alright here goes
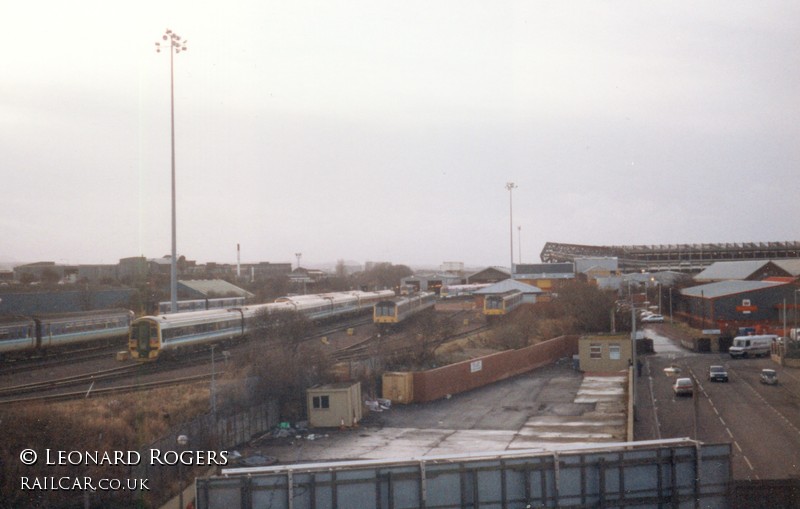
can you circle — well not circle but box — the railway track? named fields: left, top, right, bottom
left=0, top=364, right=145, bottom=399
left=0, top=372, right=220, bottom=405
left=0, top=343, right=125, bottom=376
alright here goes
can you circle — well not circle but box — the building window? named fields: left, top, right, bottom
left=312, top=395, right=330, bottom=409
left=609, top=344, right=621, bottom=360
left=590, top=344, right=602, bottom=359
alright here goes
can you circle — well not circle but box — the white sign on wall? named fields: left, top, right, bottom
left=470, top=360, right=482, bottom=373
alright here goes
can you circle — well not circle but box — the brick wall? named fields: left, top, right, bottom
left=412, top=335, right=579, bottom=403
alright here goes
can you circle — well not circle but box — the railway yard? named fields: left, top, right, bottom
left=0, top=298, right=484, bottom=406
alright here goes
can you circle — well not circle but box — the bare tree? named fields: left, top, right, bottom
left=246, top=308, right=332, bottom=420
left=410, top=311, right=456, bottom=367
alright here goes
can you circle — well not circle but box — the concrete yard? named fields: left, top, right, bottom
left=244, top=359, right=628, bottom=465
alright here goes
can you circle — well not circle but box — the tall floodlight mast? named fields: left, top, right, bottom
left=155, top=29, right=188, bottom=313
left=505, top=182, right=517, bottom=272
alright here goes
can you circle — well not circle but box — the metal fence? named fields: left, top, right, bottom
left=133, top=400, right=279, bottom=507
left=197, top=439, right=731, bottom=509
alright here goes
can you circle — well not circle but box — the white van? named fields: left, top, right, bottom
left=729, top=334, right=777, bottom=358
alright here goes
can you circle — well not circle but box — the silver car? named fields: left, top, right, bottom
left=760, top=369, right=778, bottom=385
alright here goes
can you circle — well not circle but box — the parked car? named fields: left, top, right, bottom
left=642, top=314, right=665, bottom=323
left=760, top=369, right=778, bottom=385
left=673, top=378, right=694, bottom=396
left=707, top=365, right=728, bottom=382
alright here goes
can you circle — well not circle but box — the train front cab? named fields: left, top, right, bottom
left=129, top=318, right=160, bottom=360
left=484, top=291, right=521, bottom=317
left=484, top=295, right=506, bottom=316
left=374, top=300, right=400, bottom=333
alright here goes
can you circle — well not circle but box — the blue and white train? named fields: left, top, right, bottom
left=0, top=309, right=134, bottom=360
left=129, top=290, right=395, bottom=360
left=157, top=297, right=246, bottom=315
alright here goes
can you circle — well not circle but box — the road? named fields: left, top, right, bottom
left=635, top=325, right=800, bottom=481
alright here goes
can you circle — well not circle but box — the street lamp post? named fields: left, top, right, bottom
left=176, top=434, right=189, bottom=509
left=505, top=182, right=517, bottom=272
left=629, top=281, right=637, bottom=420
left=794, top=289, right=799, bottom=341
left=517, top=225, right=522, bottom=265
left=669, top=287, right=674, bottom=324
left=156, top=30, right=187, bottom=314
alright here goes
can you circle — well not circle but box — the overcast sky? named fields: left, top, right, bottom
left=2, top=2, right=798, bottom=270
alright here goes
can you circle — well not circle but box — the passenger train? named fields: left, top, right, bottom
left=156, top=297, right=246, bottom=315
left=129, top=290, right=395, bottom=360
left=373, top=292, right=436, bottom=331
left=483, top=290, right=524, bottom=317
left=439, top=283, right=491, bottom=299
left=0, top=309, right=134, bottom=359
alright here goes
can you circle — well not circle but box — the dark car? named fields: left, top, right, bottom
left=708, top=365, right=728, bottom=382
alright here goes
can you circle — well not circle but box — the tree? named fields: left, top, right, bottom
left=326, top=259, right=351, bottom=291
left=250, top=308, right=313, bottom=356
left=355, top=263, right=412, bottom=291
left=41, top=268, right=60, bottom=285
left=409, top=311, right=456, bottom=367
left=554, top=280, right=617, bottom=333
left=246, top=308, right=332, bottom=420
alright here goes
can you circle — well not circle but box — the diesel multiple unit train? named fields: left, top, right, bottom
left=0, top=309, right=134, bottom=359
left=483, top=290, right=524, bottom=317
left=373, top=292, right=436, bottom=331
left=2, top=286, right=520, bottom=361
left=129, top=290, right=395, bottom=360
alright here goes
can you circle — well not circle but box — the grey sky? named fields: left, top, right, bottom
left=2, top=2, right=798, bottom=269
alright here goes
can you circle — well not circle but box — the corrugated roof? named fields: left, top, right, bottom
left=772, top=259, right=800, bottom=277
left=681, top=280, right=785, bottom=299
left=466, top=266, right=511, bottom=279
left=178, top=279, right=254, bottom=298
left=474, top=279, right=541, bottom=294
left=694, top=260, right=771, bottom=281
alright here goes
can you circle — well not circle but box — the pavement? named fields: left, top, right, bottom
left=239, top=358, right=629, bottom=466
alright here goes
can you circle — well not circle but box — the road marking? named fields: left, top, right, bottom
left=734, top=441, right=742, bottom=452
left=727, top=365, right=800, bottom=438
left=744, top=456, right=755, bottom=471
left=726, top=428, right=734, bottom=438
left=645, top=359, right=662, bottom=440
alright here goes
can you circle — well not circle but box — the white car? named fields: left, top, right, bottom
left=642, top=314, right=664, bottom=323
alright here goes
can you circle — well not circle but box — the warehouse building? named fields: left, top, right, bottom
left=680, top=280, right=799, bottom=334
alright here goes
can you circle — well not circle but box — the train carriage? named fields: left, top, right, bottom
left=129, top=308, right=248, bottom=360
left=440, top=283, right=491, bottom=299
left=1, top=309, right=134, bottom=359
left=157, top=297, right=246, bottom=315
left=373, top=292, right=436, bottom=330
left=483, top=290, right=523, bottom=317
left=38, top=309, right=134, bottom=348
left=0, top=317, right=35, bottom=355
